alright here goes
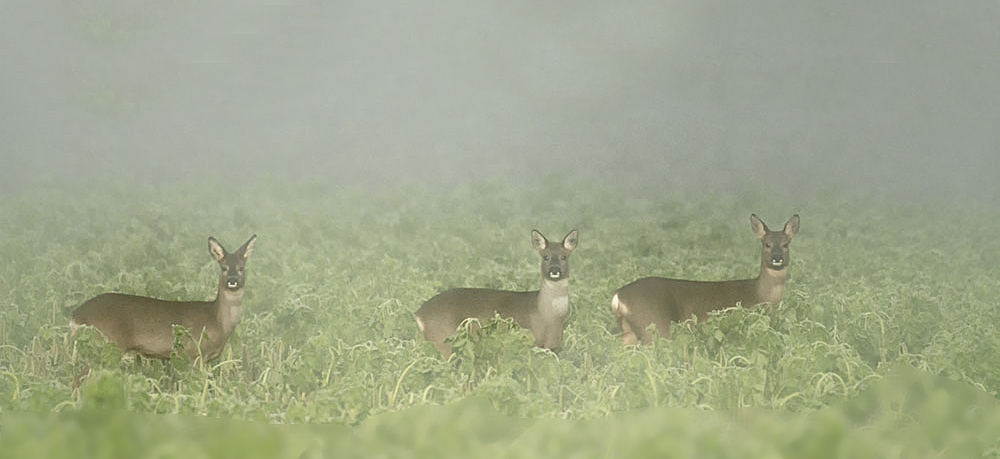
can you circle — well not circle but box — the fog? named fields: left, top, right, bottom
left=3, top=1, right=998, bottom=199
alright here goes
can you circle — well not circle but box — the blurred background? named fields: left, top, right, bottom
left=2, top=0, right=998, bottom=199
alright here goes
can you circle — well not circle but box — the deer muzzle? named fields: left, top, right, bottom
left=768, top=254, right=785, bottom=268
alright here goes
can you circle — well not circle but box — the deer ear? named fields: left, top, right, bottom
left=562, top=230, right=579, bottom=251
left=239, top=234, right=258, bottom=260
left=208, top=237, right=227, bottom=262
left=783, top=215, right=800, bottom=238
left=750, top=214, right=768, bottom=239
left=531, top=230, right=548, bottom=251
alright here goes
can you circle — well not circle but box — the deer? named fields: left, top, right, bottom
left=70, top=234, right=257, bottom=362
left=415, top=230, right=579, bottom=358
left=611, top=214, right=799, bottom=345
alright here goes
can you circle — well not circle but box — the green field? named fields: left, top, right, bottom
left=1, top=178, right=999, bottom=457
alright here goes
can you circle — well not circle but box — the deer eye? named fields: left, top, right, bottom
left=765, top=243, right=773, bottom=249
left=560, top=255, right=567, bottom=260
left=543, top=255, right=551, bottom=261
left=782, top=243, right=789, bottom=248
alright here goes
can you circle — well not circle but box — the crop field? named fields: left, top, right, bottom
left=2, top=178, right=999, bottom=457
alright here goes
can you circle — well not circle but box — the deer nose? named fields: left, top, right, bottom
left=548, top=266, right=562, bottom=278
left=771, top=255, right=784, bottom=264
left=227, top=279, right=240, bottom=289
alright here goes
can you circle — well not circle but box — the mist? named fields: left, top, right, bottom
left=3, top=0, right=999, bottom=200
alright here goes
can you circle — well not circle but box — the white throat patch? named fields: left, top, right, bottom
left=540, top=278, right=569, bottom=316
left=550, top=296, right=569, bottom=315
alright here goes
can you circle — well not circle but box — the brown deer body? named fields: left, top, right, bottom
left=612, top=215, right=798, bottom=345
left=70, top=235, right=257, bottom=361
left=415, top=230, right=578, bottom=358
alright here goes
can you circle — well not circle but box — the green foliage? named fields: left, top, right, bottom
left=1, top=178, right=998, bottom=456
left=4, top=367, right=1000, bottom=458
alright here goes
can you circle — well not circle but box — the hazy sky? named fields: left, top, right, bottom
left=2, top=1, right=998, bottom=199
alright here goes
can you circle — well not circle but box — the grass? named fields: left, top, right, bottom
left=1, top=176, right=999, bottom=456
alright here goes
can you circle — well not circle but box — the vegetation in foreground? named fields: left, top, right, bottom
left=1, top=178, right=998, bottom=456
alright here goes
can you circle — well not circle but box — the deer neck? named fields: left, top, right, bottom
left=537, top=278, right=569, bottom=317
left=754, top=264, right=788, bottom=304
left=214, top=285, right=245, bottom=334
